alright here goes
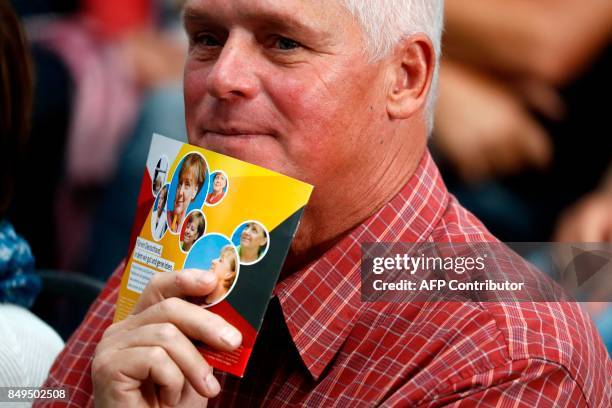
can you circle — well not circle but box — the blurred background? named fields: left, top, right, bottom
left=5, top=0, right=189, bottom=342
left=1, top=0, right=610, bottom=356
left=431, top=0, right=611, bottom=354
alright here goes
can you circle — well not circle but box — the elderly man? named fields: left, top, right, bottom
left=41, top=0, right=610, bottom=406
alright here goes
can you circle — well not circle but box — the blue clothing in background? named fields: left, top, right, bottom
left=0, top=221, right=40, bottom=308
left=594, top=306, right=612, bottom=357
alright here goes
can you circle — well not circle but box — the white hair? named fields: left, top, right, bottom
left=341, top=0, right=444, bottom=133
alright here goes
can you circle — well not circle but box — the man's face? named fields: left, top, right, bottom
left=183, top=0, right=389, bottom=188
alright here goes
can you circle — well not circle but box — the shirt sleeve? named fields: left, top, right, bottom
left=34, top=262, right=125, bottom=408
left=412, top=358, right=592, bottom=408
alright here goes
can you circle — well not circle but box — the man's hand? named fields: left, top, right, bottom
left=92, top=269, right=242, bottom=407
left=434, top=61, right=552, bottom=182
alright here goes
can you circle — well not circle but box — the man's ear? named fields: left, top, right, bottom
left=386, top=34, right=435, bottom=119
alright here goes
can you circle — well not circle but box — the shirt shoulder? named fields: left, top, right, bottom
left=429, top=194, right=497, bottom=242
left=367, top=298, right=610, bottom=407
left=480, top=301, right=611, bottom=406
left=381, top=196, right=611, bottom=405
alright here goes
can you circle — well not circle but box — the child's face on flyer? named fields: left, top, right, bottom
left=175, top=170, right=198, bottom=214
left=211, top=253, right=233, bottom=280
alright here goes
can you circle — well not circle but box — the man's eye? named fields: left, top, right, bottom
left=194, top=33, right=221, bottom=47
left=275, top=36, right=301, bottom=51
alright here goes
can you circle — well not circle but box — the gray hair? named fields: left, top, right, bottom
left=341, top=0, right=444, bottom=133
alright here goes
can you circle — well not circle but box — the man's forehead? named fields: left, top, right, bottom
left=183, top=0, right=348, bottom=31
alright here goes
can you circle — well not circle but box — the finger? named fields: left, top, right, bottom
left=488, top=111, right=546, bottom=175
left=133, top=269, right=218, bottom=314
left=177, top=380, right=210, bottom=407
left=103, top=323, right=215, bottom=398
left=553, top=204, right=579, bottom=242
left=553, top=217, right=575, bottom=242
left=516, top=78, right=566, bottom=121
left=517, top=118, right=552, bottom=170
left=109, top=346, right=185, bottom=406
left=577, top=204, right=609, bottom=242
left=125, top=297, right=242, bottom=351
left=604, top=215, right=612, bottom=242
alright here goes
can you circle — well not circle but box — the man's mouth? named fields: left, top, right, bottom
left=203, top=123, right=276, bottom=139
left=198, top=124, right=279, bottom=164
left=205, top=131, right=271, bottom=140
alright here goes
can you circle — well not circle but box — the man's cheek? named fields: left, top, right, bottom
left=184, top=65, right=210, bottom=129
left=268, top=73, right=321, bottom=119
left=184, top=61, right=209, bottom=92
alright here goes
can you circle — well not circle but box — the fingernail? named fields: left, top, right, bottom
left=198, top=271, right=216, bottom=285
left=219, top=326, right=242, bottom=349
left=205, top=373, right=220, bottom=395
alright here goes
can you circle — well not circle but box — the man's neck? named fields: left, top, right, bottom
left=283, top=136, right=427, bottom=275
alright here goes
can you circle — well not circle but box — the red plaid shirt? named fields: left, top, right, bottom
left=39, top=151, right=611, bottom=407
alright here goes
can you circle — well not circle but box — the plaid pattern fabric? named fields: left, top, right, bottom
left=38, top=151, right=611, bottom=407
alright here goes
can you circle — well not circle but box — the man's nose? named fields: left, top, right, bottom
left=206, top=32, right=259, bottom=100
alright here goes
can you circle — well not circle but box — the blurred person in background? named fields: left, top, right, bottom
left=3, top=0, right=189, bottom=343
left=433, top=0, right=612, bottom=354
left=554, top=168, right=612, bottom=355
left=0, top=1, right=64, bottom=387
left=433, top=0, right=612, bottom=242
left=554, top=170, right=612, bottom=243
left=9, top=0, right=188, bottom=278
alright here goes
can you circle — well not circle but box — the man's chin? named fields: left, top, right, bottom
left=191, top=132, right=282, bottom=168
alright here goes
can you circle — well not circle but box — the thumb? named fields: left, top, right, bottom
left=133, top=269, right=218, bottom=314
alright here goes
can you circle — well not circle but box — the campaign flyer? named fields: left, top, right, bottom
left=113, top=133, right=313, bottom=377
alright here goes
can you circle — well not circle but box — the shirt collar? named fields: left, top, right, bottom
left=275, top=150, right=450, bottom=380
